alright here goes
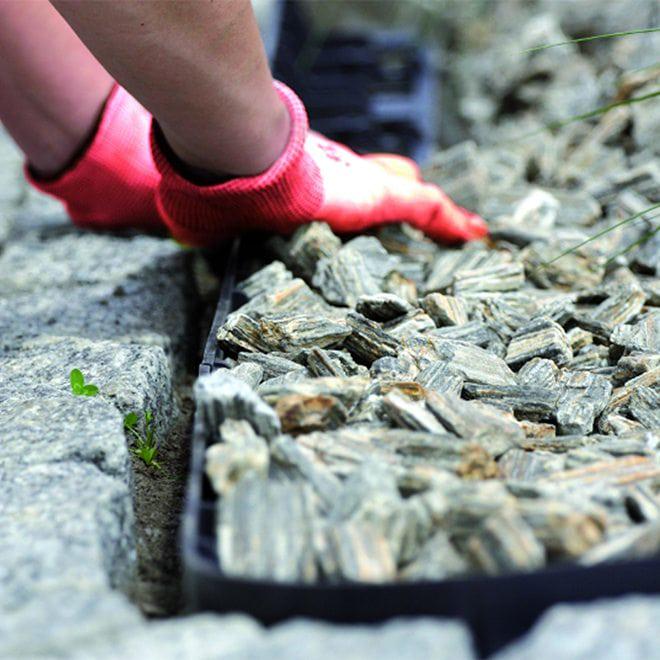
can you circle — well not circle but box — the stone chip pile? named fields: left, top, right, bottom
left=199, top=213, right=660, bottom=584
left=198, top=8, right=660, bottom=586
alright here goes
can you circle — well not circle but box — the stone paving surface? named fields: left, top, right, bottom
left=494, top=596, right=660, bottom=660
left=1, top=81, right=659, bottom=660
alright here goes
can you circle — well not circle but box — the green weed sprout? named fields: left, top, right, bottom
left=124, top=410, right=161, bottom=469
left=70, top=368, right=99, bottom=397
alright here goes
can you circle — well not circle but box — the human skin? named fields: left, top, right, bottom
left=0, top=0, right=114, bottom=177
left=50, top=0, right=290, bottom=178
left=1, top=0, right=487, bottom=244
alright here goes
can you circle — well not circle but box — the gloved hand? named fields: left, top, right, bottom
left=152, top=82, right=488, bottom=247
left=25, top=84, right=162, bottom=233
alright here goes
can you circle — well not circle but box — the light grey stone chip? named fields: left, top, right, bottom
left=195, top=371, right=281, bottom=440
left=205, top=420, right=270, bottom=496
left=355, top=293, right=414, bottom=321
left=506, top=318, right=573, bottom=368
left=217, top=477, right=317, bottom=582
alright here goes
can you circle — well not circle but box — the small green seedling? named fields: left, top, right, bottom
left=70, top=368, right=99, bottom=397
left=124, top=410, right=161, bottom=469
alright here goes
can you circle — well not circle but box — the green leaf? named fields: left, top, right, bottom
left=523, top=27, right=660, bottom=53
left=124, top=412, right=139, bottom=429
left=70, top=368, right=84, bottom=391
left=145, top=410, right=153, bottom=424
left=82, top=384, right=99, bottom=397
left=132, top=442, right=161, bottom=469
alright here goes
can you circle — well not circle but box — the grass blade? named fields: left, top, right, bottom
left=605, top=220, right=660, bottom=265
left=523, top=27, right=660, bottom=53
left=539, top=203, right=660, bottom=268
left=619, top=61, right=660, bottom=76
left=546, top=89, right=660, bottom=131
left=508, top=89, right=660, bottom=143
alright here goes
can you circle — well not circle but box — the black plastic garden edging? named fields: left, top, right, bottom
left=183, top=238, right=660, bottom=659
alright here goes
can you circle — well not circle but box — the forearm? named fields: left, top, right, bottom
left=51, top=0, right=289, bottom=177
left=0, top=0, right=113, bottom=176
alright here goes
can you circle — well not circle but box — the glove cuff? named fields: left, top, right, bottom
left=25, top=84, right=162, bottom=231
left=152, top=81, right=323, bottom=245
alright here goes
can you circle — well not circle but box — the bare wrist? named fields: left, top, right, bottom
left=160, top=91, right=290, bottom=180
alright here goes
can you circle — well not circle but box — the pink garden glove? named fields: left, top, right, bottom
left=25, top=84, right=162, bottom=233
left=152, top=82, right=487, bottom=247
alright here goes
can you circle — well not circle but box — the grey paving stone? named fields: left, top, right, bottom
left=0, top=462, right=135, bottom=610
left=14, top=184, right=68, bottom=216
left=0, top=209, right=13, bottom=246
left=68, top=615, right=473, bottom=660
left=0, top=588, right=141, bottom=660
left=0, top=395, right=130, bottom=481
left=0, top=276, right=193, bottom=360
left=0, top=129, right=73, bottom=242
left=6, top=188, right=70, bottom=244
left=70, top=614, right=262, bottom=660
left=0, top=336, right=174, bottom=437
left=228, top=617, right=475, bottom=660
left=494, top=595, right=660, bottom=660
left=8, top=211, right=79, bottom=246
left=0, top=128, right=25, bottom=212
left=0, top=233, right=187, bottom=296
